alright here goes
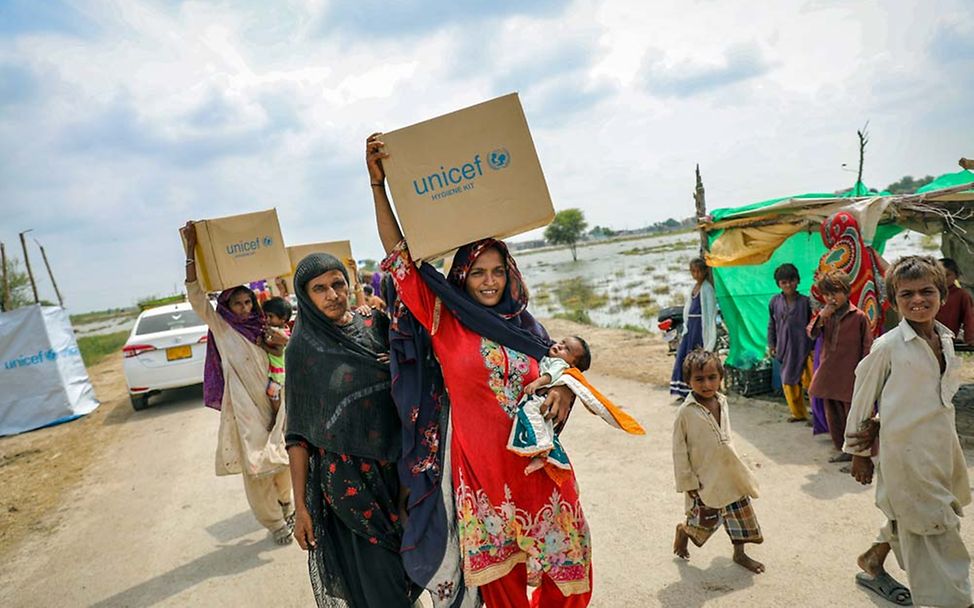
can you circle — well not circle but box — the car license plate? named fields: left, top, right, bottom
left=166, top=345, right=192, bottom=361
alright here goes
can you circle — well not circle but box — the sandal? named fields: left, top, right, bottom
left=280, top=501, right=296, bottom=531
left=829, top=452, right=853, bottom=463
left=855, top=571, right=912, bottom=606
left=272, top=524, right=294, bottom=545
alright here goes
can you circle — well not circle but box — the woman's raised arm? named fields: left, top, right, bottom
left=367, top=133, right=404, bottom=255
left=182, top=220, right=199, bottom=284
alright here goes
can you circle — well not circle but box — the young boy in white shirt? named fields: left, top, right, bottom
left=845, top=255, right=972, bottom=608
left=672, top=349, right=765, bottom=573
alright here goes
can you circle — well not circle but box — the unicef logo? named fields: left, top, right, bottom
left=262, top=236, right=273, bottom=247
left=45, top=349, right=57, bottom=361
left=488, top=148, right=510, bottom=171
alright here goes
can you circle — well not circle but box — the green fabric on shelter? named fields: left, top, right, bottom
left=839, top=181, right=890, bottom=197
left=710, top=183, right=894, bottom=369
left=713, top=231, right=824, bottom=368
left=709, top=192, right=834, bottom=222
left=916, top=170, right=974, bottom=193
left=709, top=182, right=888, bottom=223
left=870, top=223, right=903, bottom=253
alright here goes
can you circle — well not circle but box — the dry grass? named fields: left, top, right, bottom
left=0, top=353, right=133, bottom=558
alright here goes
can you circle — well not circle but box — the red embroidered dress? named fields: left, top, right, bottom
left=382, top=242, right=591, bottom=594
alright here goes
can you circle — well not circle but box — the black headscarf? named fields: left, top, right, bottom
left=285, top=253, right=400, bottom=461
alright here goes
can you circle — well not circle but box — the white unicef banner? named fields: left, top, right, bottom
left=0, top=305, right=99, bottom=436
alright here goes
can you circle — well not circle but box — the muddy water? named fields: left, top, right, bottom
left=73, top=315, right=136, bottom=337
left=517, top=230, right=938, bottom=334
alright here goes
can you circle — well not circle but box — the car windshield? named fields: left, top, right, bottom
left=135, top=310, right=205, bottom=335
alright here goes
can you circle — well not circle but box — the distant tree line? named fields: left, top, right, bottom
left=884, top=175, right=935, bottom=194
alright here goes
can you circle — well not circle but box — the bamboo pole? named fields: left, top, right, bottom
left=35, top=240, right=63, bottom=307
left=18, top=230, right=39, bottom=304
left=0, top=242, right=8, bottom=312
left=694, top=164, right=707, bottom=254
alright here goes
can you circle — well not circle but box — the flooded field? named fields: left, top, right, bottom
left=519, top=230, right=939, bottom=334
left=73, top=314, right=136, bottom=337
left=65, top=229, right=939, bottom=340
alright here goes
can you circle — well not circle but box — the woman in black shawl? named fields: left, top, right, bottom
left=285, top=253, right=420, bottom=608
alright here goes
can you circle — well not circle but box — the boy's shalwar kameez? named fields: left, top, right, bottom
left=807, top=303, right=872, bottom=451
left=673, top=392, right=762, bottom=546
left=767, top=292, right=813, bottom=419
left=844, top=319, right=972, bottom=607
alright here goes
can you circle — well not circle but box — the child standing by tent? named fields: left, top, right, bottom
left=670, top=258, right=717, bottom=399
left=672, top=349, right=764, bottom=573
left=845, top=256, right=972, bottom=607
left=807, top=270, right=872, bottom=463
left=767, top=263, right=813, bottom=422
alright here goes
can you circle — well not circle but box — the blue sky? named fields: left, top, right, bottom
left=0, top=0, right=972, bottom=312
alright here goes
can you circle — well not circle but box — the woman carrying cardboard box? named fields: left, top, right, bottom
left=182, top=223, right=294, bottom=546
left=368, top=134, right=593, bottom=607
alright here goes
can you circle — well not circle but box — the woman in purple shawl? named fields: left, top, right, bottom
left=182, top=221, right=294, bottom=545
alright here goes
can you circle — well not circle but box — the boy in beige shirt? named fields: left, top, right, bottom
left=672, top=349, right=764, bottom=573
left=845, top=256, right=972, bottom=608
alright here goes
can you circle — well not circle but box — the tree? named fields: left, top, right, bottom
left=0, top=257, right=36, bottom=311
left=588, top=225, right=615, bottom=240
left=544, top=208, right=588, bottom=262
left=884, top=175, right=935, bottom=194
left=358, top=259, right=378, bottom=272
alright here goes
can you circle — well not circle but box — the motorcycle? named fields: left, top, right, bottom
left=657, top=306, right=729, bottom=356
left=657, top=306, right=684, bottom=355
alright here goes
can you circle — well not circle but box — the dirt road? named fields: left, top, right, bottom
left=2, top=322, right=973, bottom=606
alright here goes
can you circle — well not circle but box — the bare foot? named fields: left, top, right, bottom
left=857, top=543, right=889, bottom=577
left=733, top=547, right=765, bottom=573
left=673, top=524, right=690, bottom=559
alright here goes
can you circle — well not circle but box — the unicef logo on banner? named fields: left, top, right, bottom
left=488, top=148, right=510, bottom=171
left=262, top=236, right=273, bottom=247
left=3, top=345, right=81, bottom=370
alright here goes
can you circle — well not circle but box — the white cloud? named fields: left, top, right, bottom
left=0, top=0, right=971, bottom=311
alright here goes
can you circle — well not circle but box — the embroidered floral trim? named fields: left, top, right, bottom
left=480, top=338, right=530, bottom=418
left=454, top=468, right=591, bottom=588
left=381, top=240, right=412, bottom=282
left=409, top=415, right=442, bottom=476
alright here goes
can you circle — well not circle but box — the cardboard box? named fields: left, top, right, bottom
left=281, top=241, right=360, bottom=295
left=381, top=93, right=554, bottom=260
left=181, top=209, right=291, bottom=293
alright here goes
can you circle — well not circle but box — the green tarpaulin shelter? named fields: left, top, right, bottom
left=704, top=173, right=974, bottom=369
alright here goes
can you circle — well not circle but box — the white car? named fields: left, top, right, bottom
left=122, top=303, right=208, bottom=410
